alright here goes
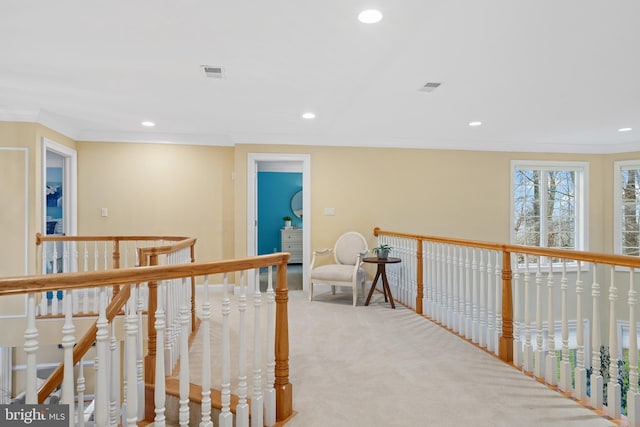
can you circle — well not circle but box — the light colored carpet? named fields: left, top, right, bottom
left=190, top=288, right=616, bottom=427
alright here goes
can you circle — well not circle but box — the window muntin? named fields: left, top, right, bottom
left=614, top=161, right=640, bottom=256
left=511, top=161, right=587, bottom=266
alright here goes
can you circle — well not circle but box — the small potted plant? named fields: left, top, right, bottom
left=372, top=244, right=392, bottom=260
left=283, top=215, right=292, bottom=228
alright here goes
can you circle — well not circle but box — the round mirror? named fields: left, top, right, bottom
left=291, top=190, right=302, bottom=218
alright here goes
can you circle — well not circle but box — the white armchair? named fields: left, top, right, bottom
left=309, top=231, right=368, bottom=306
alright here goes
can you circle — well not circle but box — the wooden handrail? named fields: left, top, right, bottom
left=374, top=227, right=640, bottom=269
left=37, top=284, right=132, bottom=403
left=0, top=254, right=290, bottom=296
left=7, top=252, right=293, bottom=419
left=35, top=232, right=192, bottom=245
left=374, top=226, right=640, bottom=365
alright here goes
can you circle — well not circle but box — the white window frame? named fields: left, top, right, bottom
left=614, top=160, right=640, bottom=256
left=511, top=161, right=589, bottom=267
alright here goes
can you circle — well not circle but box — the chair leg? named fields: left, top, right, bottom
left=353, top=287, right=357, bottom=307
left=309, top=282, right=313, bottom=301
left=331, top=285, right=336, bottom=295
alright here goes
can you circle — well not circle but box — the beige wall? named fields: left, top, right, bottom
left=234, top=144, right=609, bottom=257
left=76, top=141, right=235, bottom=262
left=1, top=120, right=638, bottom=273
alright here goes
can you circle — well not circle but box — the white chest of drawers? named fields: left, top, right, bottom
left=281, top=228, right=302, bottom=263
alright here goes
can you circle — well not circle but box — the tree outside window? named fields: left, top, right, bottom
left=615, top=161, right=640, bottom=256
left=512, top=161, right=587, bottom=267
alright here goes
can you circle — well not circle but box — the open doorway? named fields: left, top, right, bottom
left=42, top=137, right=77, bottom=237
left=247, top=153, right=311, bottom=293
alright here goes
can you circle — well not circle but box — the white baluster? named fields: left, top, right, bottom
left=523, top=255, right=533, bottom=373
left=110, top=322, right=121, bottom=427
left=465, top=247, right=472, bottom=340
left=52, top=241, right=59, bottom=274
left=574, top=262, right=587, bottom=400
left=82, top=246, right=89, bottom=313
left=590, top=264, right=603, bottom=409
left=252, top=270, right=264, bottom=427
left=534, top=262, right=545, bottom=378
left=452, top=245, right=459, bottom=333
left=95, top=287, right=109, bottom=427
left=60, top=290, right=76, bottom=427
left=236, top=272, right=249, bottom=427
left=264, top=266, right=276, bottom=427
left=545, top=262, right=557, bottom=386
left=125, top=287, right=139, bottom=426
left=559, top=260, right=572, bottom=392
left=513, top=265, right=522, bottom=367
left=76, top=357, right=85, bottom=427
left=478, top=250, right=486, bottom=347
left=62, top=241, right=69, bottom=273
left=103, top=241, right=108, bottom=269
left=179, top=278, right=190, bottom=427
left=472, top=248, right=479, bottom=343
left=458, top=246, right=466, bottom=336
left=607, top=267, right=621, bottom=418
left=199, top=276, right=212, bottom=427
left=434, top=244, right=441, bottom=322
left=154, top=279, right=167, bottom=427
left=24, top=293, right=38, bottom=403
left=487, top=252, right=495, bottom=352
left=447, top=245, right=454, bottom=328
left=219, top=273, right=233, bottom=427
left=424, top=243, right=432, bottom=317
left=628, top=269, right=640, bottom=427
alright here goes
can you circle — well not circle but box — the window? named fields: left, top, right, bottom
left=511, top=161, right=588, bottom=265
left=614, top=161, right=640, bottom=256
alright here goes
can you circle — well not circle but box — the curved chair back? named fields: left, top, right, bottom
left=334, top=232, right=368, bottom=265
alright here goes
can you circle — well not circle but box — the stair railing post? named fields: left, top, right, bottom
left=499, top=249, right=514, bottom=363
left=275, top=259, right=293, bottom=422
left=144, top=252, right=159, bottom=420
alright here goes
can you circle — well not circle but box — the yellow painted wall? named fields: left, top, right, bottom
left=234, top=144, right=608, bottom=257
left=76, top=141, right=235, bottom=263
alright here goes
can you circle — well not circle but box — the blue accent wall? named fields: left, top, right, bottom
left=257, top=172, right=302, bottom=255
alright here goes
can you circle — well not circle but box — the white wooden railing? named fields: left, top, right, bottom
left=375, top=227, right=640, bottom=427
left=1, top=236, right=293, bottom=427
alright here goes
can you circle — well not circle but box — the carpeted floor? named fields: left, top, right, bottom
left=259, top=263, right=302, bottom=291
left=189, top=288, right=616, bottom=427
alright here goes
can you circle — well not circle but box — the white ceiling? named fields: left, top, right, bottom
left=1, top=1, right=639, bottom=153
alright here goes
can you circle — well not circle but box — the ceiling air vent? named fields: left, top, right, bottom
left=419, top=82, right=442, bottom=92
left=202, top=65, right=225, bottom=78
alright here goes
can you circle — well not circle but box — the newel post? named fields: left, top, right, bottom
left=499, top=250, right=514, bottom=363
left=144, top=253, right=159, bottom=420
left=416, top=239, right=424, bottom=315
left=275, top=260, right=293, bottom=421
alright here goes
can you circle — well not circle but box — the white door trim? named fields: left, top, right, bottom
left=247, top=153, right=311, bottom=292
left=42, top=137, right=77, bottom=236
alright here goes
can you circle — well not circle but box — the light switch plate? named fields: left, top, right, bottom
left=324, top=207, right=336, bottom=216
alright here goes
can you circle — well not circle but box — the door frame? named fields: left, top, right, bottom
left=42, top=137, right=77, bottom=236
left=247, top=153, right=311, bottom=292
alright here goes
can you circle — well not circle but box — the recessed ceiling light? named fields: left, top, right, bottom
left=141, top=121, right=155, bottom=127
left=469, top=121, right=482, bottom=127
left=302, top=112, right=316, bottom=119
left=358, top=9, right=383, bottom=24
left=619, top=127, right=632, bottom=132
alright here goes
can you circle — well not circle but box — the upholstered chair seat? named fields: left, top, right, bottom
left=309, top=231, right=368, bottom=306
